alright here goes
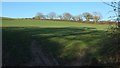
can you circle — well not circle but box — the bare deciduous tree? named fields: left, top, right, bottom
left=92, top=12, right=102, bottom=23
left=73, top=15, right=83, bottom=21
left=103, top=1, right=120, bottom=27
left=35, top=12, right=45, bottom=19
left=63, top=13, right=72, bottom=20
left=82, top=12, right=93, bottom=22
left=48, top=12, right=56, bottom=20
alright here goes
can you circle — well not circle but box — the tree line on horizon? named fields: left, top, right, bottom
left=33, top=12, right=102, bottom=23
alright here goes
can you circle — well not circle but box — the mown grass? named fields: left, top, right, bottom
left=2, top=19, right=110, bottom=65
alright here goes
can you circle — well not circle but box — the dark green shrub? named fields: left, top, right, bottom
left=97, top=26, right=120, bottom=67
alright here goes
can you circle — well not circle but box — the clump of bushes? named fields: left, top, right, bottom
left=96, top=25, right=120, bottom=67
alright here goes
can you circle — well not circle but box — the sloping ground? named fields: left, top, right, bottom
left=2, top=27, right=106, bottom=66
left=25, top=40, right=92, bottom=66
left=25, top=40, right=59, bottom=66
left=2, top=20, right=118, bottom=66
left=26, top=40, right=96, bottom=66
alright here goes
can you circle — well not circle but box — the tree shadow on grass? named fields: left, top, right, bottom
left=2, top=27, right=106, bottom=66
left=2, top=28, right=32, bottom=66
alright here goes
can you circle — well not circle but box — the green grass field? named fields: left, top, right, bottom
left=2, top=19, right=111, bottom=65
left=2, top=19, right=110, bottom=30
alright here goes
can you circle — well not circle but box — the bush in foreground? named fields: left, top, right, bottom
left=96, top=26, right=120, bottom=67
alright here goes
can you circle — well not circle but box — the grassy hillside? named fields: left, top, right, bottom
left=1, top=17, right=15, bottom=20
left=2, top=19, right=112, bottom=66
left=2, top=19, right=110, bottom=30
